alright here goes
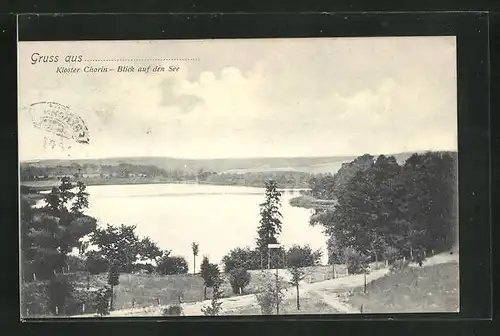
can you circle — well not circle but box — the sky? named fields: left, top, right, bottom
left=18, top=37, right=457, bottom=161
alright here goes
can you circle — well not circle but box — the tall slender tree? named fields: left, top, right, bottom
left=191, top=242, right=199, bottom=274
left=256, top=180, right=283, bottom=269
left=107, top=260, right=120, bottom=311
left=288, top=265, right=306, bottom=310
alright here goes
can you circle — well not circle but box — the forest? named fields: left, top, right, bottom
left=308, top=151, right=458, bottom=270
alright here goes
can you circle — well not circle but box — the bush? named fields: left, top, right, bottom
left=221, top=247, right=261, bottom=273
left=157, top=256, right=189, bottom=275
left=286, top=244, right=323, bottom=268
left=94, top=286, right=112, bottom=316
left=163, top=305, right=184, bottom=316
left=227, top=268, right=251, bottom=294
left=46, top=274, right=74, bottom=315
left=67, top=255, right=86, bottom=273
left=201, top=277, right=224, bottom=316
left=390, top=259, right=410, bottom=273
left=344, top=248, right=369, bottom=275
left=255, top=275, right=286, bottom=315
left=383, top=246, right=400, bottom=265
left=132, top=263, right=155, bottom=274
left=86, top=251, right=109, bottom=275
left=21, top=281, right=50, bottom=317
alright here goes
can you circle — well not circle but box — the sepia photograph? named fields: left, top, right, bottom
left=18, top=37, right=459, bottom=318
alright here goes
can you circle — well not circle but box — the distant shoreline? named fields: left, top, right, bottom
left=20, top=178, right=309, bottom=197
left=288, top=195, right=338, bottom=210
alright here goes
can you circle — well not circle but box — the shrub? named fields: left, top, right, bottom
left=383, top=246, right=400, bottom=265
left=21, top=281, right=50, bottom=317
left=94, top=286, right=112, bottom=316
left=163, top=305, right=184, bottom=316
left=157, top=256, right=189, bottom=275
left=46, top=274, right=74, bottom=315
left=132, top=263, right=155, bottom=274
left=86, top=251, right=109, bottom=275
left=65, top=287, right=99, bottom=316
left=221, top=247, right=261, bottom=273
left=66, top=255, right=86, bottom=272
left=255, top=275, right=286, bottom=315
left=390, top=259, right=410, bottom=273
left=201, top=276, right=224, bottom=316
left=227, top=268, right=251, bottom=294
left=286, top=244, right=323, bottom=268
left=344, top=247, right=369, bottom=275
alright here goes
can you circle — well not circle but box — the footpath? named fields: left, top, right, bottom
left=74, top=252, right=458, bottom=317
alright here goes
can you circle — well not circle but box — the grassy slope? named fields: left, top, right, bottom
left=343, top=262, right=459, bottom=313
left=221, top=294, right=340, bottom=315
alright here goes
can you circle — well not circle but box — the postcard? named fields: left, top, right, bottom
left=18, top=37, right=459, bottom=318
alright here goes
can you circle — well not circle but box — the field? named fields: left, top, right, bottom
left=54, top=265, right=346, bottom=314
left=337, top=262, right=459, bottom=313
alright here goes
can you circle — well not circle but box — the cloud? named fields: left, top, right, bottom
left=159, top=78, right=204, bottom=113
left=18, top=37, right=457, bottom=160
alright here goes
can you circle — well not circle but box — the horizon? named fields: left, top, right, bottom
left=18, top=148, right=455, bottom=164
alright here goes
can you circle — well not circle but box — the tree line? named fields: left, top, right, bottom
left=20, top=177, right=191, bottom=317
left=21, top=162, right=313, bottom=189
left=310, top=151, right=458, bottom=274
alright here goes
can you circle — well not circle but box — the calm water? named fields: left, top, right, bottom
left=79, top=184, right=327, bottom=272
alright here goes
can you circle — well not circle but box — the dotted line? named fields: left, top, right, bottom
left=86, top=58, right=200, bottom=62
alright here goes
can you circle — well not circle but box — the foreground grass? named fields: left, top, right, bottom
left=221, top=292, right=340, bottom=316
left=58, top=270, right=299, bottom=313
left=339, top=262, right=459, bottom=313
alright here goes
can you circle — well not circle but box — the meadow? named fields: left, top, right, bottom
left=335, top=262, right=459, bottom=313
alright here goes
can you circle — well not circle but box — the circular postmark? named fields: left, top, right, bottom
left=26, top=101, right=90, bottom=151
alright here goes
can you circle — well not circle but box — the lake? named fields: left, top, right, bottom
left=79, top=183, right=328, bottom=272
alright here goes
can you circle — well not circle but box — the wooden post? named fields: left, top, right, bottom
left=33, top=273, right=36, bottom=281
left=360, top=305, right=364, bottom=313
left=275, top=269, right=279, bottom=315
left=268, top=248, right=271, bottom=270
left=55, top=306, right=59, bottom=315
left=82, top=303, right=85, bottom=313
left=132, top=299, right=135, bottom=308
left=239, top=287, right=242, bottom=295
left=363, top=271, right=367, bottom=294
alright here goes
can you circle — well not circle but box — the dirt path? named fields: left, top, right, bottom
left=74, top=253, right=458, bottom=317
left=298, top=252, right=459, bottom=314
